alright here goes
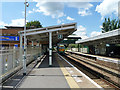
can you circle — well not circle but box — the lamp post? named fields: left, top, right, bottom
left=23, top=0, right=29, bottom=75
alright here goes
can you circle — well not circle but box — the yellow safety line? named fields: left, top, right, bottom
left=57, top=58, right=79, bottom=88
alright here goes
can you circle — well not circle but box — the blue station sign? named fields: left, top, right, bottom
left=0, top=36, right=19, bottom=41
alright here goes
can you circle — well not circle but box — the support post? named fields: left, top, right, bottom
left=23, top=0, right=27, bottom=75
left=20, top=34, right=23, bottom=66
left=32, top=41, right=34, bottom=47
left=36, top=41, right=39, bottom=47
left=78, top=44, right=80, bottom=52
left=49, top=32, right=52, bottom=66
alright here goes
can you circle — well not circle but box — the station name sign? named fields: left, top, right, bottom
left=0, top=36, right=19, bottom=41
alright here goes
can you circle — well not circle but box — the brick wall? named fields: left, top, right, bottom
left=0, top=28, right=23, bottom=35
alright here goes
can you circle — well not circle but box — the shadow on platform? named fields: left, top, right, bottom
left=38, top=52, right=72, bottom=68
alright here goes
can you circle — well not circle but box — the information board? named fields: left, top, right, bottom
left=0, top=36, right=19, bottom=41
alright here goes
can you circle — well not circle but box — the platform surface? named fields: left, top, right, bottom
left=18, top=52, right=101, bottom=88
left=18, top=54, right=69, bottom=88
left=67, top=50, right=119, bottom=61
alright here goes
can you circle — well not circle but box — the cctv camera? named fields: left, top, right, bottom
left=26, top=3, right=29, bottom=7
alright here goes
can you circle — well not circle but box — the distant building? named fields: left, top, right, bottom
left=0, top=26, right=24, bottom=48
left=58, top=34, right=81, bottom=48
left=0, top=26, right=37, bottom=48
left=76, top=29, right=120, bottom=58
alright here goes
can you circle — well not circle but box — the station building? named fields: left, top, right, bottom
left=0, top=26, right=37, bottom=48
left=76, top=29, right=120, bottom=58
left=0, top=26, right=23, bottom=48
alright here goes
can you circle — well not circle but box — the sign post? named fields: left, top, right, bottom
left=58, top=34, right=63, bottom=39
left=49, top=32, right=52, bottom=66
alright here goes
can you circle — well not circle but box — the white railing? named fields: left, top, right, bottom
left=0, top=46, right=43, bottom=80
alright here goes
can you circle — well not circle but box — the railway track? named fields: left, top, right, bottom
left=1, top=55, right=45, bottom=89
left=63, top=52, right=120, bottom=89
left=1, top=60, right=36, bottom=89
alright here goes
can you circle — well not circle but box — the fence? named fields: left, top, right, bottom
left=0, top=45, right=43, bottom=81
left=67, top=48, right=88, bottom=53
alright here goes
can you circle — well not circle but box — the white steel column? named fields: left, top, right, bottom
left=40, top=44, right=42, bottom=55
left=32, top=41, right=34, bottom=47
left=20, top=34, right=23, bottom=66
left=49, top=32, right=52, bottom=66
left=23, top=0, right=27, bottom=75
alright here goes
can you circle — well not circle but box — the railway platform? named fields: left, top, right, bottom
left=65, top=50, right=120, bottom=89
left=2, top=52, right=102, bottom=89
left=18, top=52, right=102, bottom=88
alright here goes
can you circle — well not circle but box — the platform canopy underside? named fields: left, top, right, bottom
left=19, top=23, right=77, bottom=45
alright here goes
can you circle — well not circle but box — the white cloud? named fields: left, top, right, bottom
left=0, top=19, right=28, bottom=28
left=32, top=0, right=103, bottom=2
left=8, top=19, right=27, bottom=26
left=22, top=11, right=24, bottom=16
left=67, top=2, right=93, bottom=16
left=73, top=25, right=88, bottom=39
left=67, top=2, right=93, bottom=9
left=57, top=19, right=64, bottom=24
left=90, top=31, right=102, bottom=37
left=31, top=1, right=93, bottom=19
left=67, top=16, right=75, bottom=21
left=57, top=19, right=62, bottom=24
left=96, top=0, right=119, bottom=19
left=0, top=21, right=8, bottom=28
left=33, top=0, right=65, bottom=18
left=99, top=25, right=103, bottom=29
left=119, top=2, right=120, bottom=19
left=77, top=25, right=86, bottom=32
left=28, top=10, right=33, bottom=14
left=78, top=9, right=92, bottom=16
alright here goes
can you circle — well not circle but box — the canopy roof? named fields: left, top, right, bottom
left=76, top=29, right=120, bottom=45
left=19, top=23, right=77, bottom=45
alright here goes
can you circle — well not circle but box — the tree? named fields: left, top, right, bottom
left=26, top=20, right=42, bottom=29
left=114, top=20, right=118, bottom=30
left=118, top=20, right=120, bottom=28
left=102, top=18, right=119, bottom=33
left=111, top=19, right=118, bottom=30
left=107, top=18, right=111, bottom=31
left=102, top=18, right=108, bottom=32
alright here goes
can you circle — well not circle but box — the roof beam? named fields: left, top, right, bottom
left=19, top=23, right=76, bottom=33
left=76, top=29, right=120, bottom=44
left=21, top=26, right=75, bottom=36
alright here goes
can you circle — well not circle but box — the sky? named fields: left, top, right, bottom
left=0, top=0, right=119, bottom=39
